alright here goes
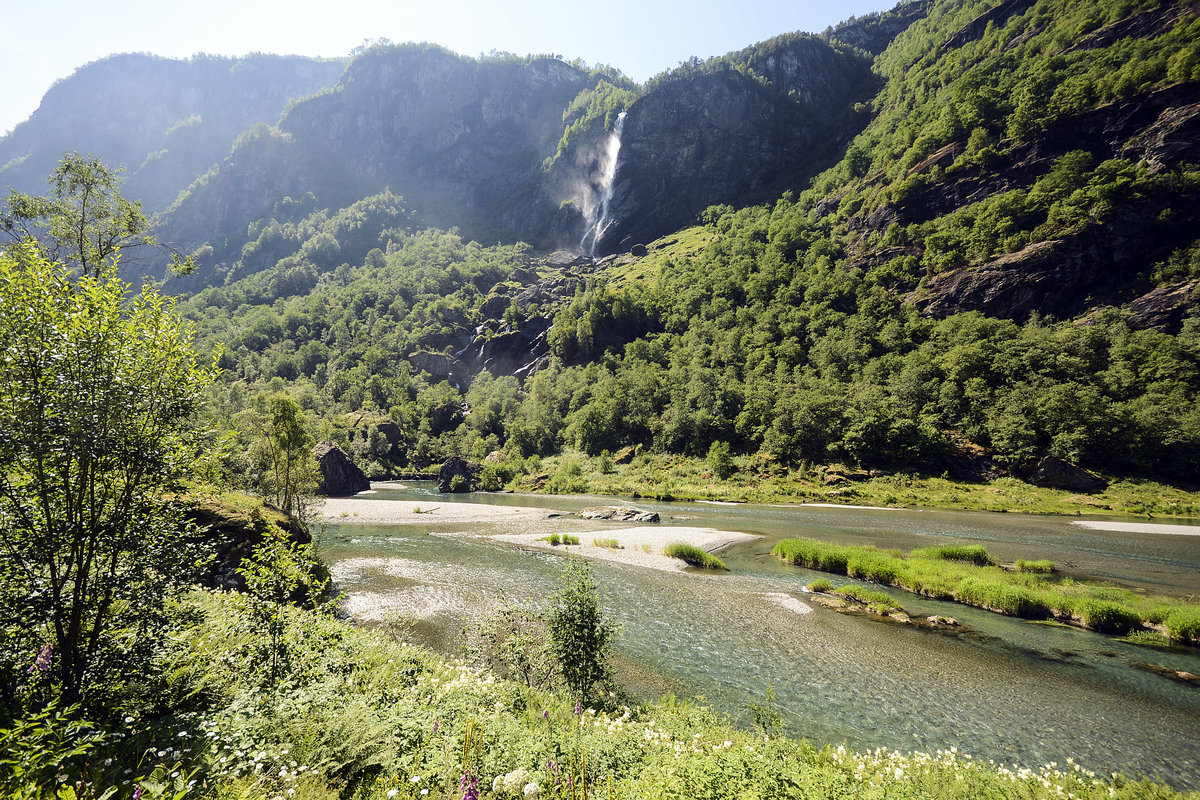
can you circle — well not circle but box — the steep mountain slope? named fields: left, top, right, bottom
left=805, top=0, right=1200, bottom=326
left=159, top=36, right=884, bottom=283
left=593, top=34, right=878, bottom=254
left=0, top=54, right=344, bottom=212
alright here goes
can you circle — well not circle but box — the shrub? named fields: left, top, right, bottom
left=593, top=538, right=621, bottom=549
left=542, top=533, right=562, bottom=546
left=807, top=578, right=834, bottom=593
left=664, top=543, right=728, bottom=570
left=563, top=534, right=580, bottom=545
left=547, top=559, right=615, bottom=705
left=1015, top=559, right=1055, bottom=573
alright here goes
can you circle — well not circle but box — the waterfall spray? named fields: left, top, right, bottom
left=580, top=110, right=627, bottom=258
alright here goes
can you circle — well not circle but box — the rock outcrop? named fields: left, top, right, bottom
left=1026, top=455, right=1107, bottom=494
left=580, top=506, right=660, bottom=523
left=314, top=441, right=371, bottom=496
left=438, top=456, right=481, bottom=493
left=184, top=495, right=311, bottom=593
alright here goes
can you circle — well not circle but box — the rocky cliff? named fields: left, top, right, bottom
left=0, top=54, right=344, bottom=213
left=594, top=35, right=878, bottom=255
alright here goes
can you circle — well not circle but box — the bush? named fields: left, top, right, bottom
left=547, top=559, right=615, bottom=705
left=664, top=543, right=728, bottom=570
left=807, top=578, right=834, bottom=593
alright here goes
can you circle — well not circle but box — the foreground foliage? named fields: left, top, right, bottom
left=3, top=589, right=1195, bottom=800
left=0, top=244, right=215, bottom=708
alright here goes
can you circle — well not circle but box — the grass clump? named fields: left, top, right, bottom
left=1076, top=600, right=1142, bottom=634
left=772, top=536, right=1200, bottom=642
left=593, top=537, right=622, bottom=549
left=542, top=533, right=562, bottom=546
left=562, top=534, right=580, bottom=545
left=806, top=578, right=834, bottom=593
left=912, top=544, right=997, bottom=567
left=832, top=585, right=903, bottom=614
left=664, top=542, right=728, bottom=570
left=1162, top=607, right=1200, bottom=641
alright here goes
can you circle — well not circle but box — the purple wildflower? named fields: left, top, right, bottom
left=28, top=642, right=52, bottom=673
left=542, top=709, right=548, bottom=719
left=432, top=718, right=439, bottom=735
left=574, top=700, right=582, bottom=715
left=132, top=787, right=143, bottom=800
left=459, top=769, right=479, bottom=800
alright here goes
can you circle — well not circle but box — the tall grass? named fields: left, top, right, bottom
left=772, top=537, right=1200, bottom=643
left=664, top=543, right=728, bottom=570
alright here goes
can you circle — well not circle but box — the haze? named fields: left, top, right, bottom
left=2, top=0, right=895, bottom=136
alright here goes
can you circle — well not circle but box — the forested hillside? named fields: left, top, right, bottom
left=4, top=0, right=1199, bottom=496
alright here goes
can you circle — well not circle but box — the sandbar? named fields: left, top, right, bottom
left=1070, top=520, right=1200, bottom=536
left=490, top=526, right=760, bottom=573
left=317, top=497, right=550, bottom=525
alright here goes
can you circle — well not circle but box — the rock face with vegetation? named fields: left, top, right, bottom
left=184, top=492, right=311, bottom=591
left=0, top=54, right=344, bottom=215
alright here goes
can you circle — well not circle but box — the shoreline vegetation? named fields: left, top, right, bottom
left=772, top=538, right=1200, bottom=646
left=487, top=449, right=1200, bottom=519
left=17, top=587, right=1194, bottom=800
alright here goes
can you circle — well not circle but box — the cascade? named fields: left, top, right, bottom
left=579, top=110, right=627, bottom=258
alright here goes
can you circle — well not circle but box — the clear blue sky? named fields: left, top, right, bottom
left=2, top=0, right=896, bottom=136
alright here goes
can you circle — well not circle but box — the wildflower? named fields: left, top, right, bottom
left=523, top=783, right=541, bottom=798
left=574, top=701, right=582, bottom=715
left=29, top=642, right=53, bottom=673
left=432, top=719, right=440, bottom=735
left=133, top=788, right=143, bottom=800
left=411, top=775, right=421, bottom=783
left=387, top=790, right=398, bottom=798
left=542, top=710, right=548, bottom=719
left=460, top=769, right=479, bottom=800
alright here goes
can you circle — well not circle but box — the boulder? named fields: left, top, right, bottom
left=580, top=506, right=660, bottom=523
left=185, top=496, right=310, bottom=593
left=1027, top=455, right=1107, bottom=494
left=612, top=446, right=636, bottom=465
left=438, top=456, right=481, bottom=493
left=314, top=441, right=371, bottom=496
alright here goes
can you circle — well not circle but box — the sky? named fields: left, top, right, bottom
left=1, top=0, right=897, bottom=136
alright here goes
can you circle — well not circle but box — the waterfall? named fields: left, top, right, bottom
left=579, top=110, right=627, bottom=258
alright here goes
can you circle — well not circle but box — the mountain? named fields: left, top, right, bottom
left=3, top=0, right=1199, bottom=485
left=0, top=53, right=345, bottom=214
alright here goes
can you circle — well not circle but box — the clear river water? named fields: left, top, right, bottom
left=322, top=484, right=1200, bottom=790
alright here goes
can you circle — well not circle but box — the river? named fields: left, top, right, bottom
left=321, top=484, right=1200, bottom=790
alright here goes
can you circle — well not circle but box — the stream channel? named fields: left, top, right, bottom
left=322, top=484, right=1200, bottom=790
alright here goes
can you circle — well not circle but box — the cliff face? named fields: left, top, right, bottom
left=0, top=54, right=344, bottom=212
left=156, top=35, right=883, bottom=276
left=595, top=36, right=877, bottom=254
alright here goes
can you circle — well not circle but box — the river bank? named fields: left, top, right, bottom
left=518, top=450, right=1200, bottom=518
